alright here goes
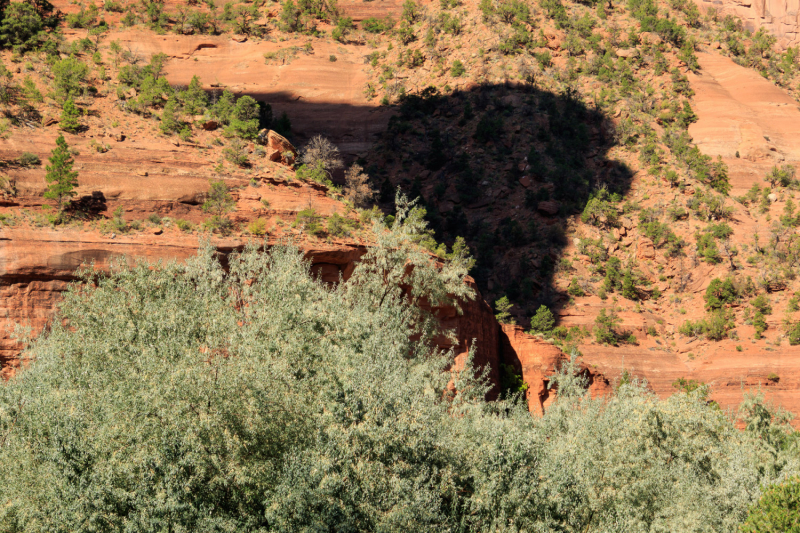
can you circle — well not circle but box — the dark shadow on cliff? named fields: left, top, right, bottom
left=243, top=82, right=632, bottom=331
left=365, top=83, right=632, bottom=327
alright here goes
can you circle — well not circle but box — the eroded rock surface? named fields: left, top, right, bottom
left=694, top=0, right=800, bottom=48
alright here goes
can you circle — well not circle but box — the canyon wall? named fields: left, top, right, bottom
left=694, top=0, right=800, bottom=48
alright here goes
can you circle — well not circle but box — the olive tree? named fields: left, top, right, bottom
left=0, top=194, right=797, bottom=532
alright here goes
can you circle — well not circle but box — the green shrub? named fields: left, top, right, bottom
left=450, top=59, right=466, bottom=77
left=704, top=278, right=738, bottom=310
left=203, top=214, right=233, bottom=234
left=742, top=477, right=800, bottom=532
left=159, top=97, right=183, bottom=135
left=202, top=180, right=235, bottom=232
left=104, top=0, right=124, bottom=12
left=248, top=218, right=268, bottom=236
left=223, top=139, right=250, bottom=167
left=175, top=218, right=193, bottom=231
left=326, top=212, right=357, bottom=237
left=581, top=187, right=619, bottom=227
left=621, top=267, right=639, bottom=300
left=753, top=311, right=768, bottom=339
left=752, top=294, right=772, bottom=315
left=788, top=322, right=800, bottom=345
left=567, top=277, right=585, bottom=297
left=51, top=57, right=90, bottom=103
left=594, top=308, right=626, bottom=345
left=765, top=164, right=796, bottom=188
left=0, top=2, right=45, bottom=52
left=362, top=16, right=394, bottom=33
left=293, top=206, right=324, bottom=235
left=681, top=309, right=734, bottom=341
left=18, top=152, right=40, bottom=167
left=499, top=363, right=528, bottom=397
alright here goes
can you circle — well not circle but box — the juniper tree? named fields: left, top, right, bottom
left=43, top=134, right=78, bottom=220
left=59, top=97, right=81, bottom=133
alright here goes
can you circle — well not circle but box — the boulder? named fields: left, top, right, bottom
left=537, top=200, right=560, bottom=216
left=637, top=238, right=656, bottom=260
left=519, top=176, right=532, bottom=188
left=265, top=130, right=298, bottom=165
left=201, top=120, right=220, bottom=131
left=615, top=48, right=639, bottom=58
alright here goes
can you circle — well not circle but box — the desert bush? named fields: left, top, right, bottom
left=51, top=57, right=90, bottom=103
left=594, top=308, right=632, bottom=344
left=0, top=200, right=797, bottom=530
left=17, top=152, right=40, bottom=167
left=326, top=212, right=357, bottom=237
left=175, top=218, right=193, bottom=231
left=581, top=186, right=620, bottom=227
left=202, top=179, right=235, bottom=220
left=494, top=295, right=515, bottom=324
left=450, top=59, right=466, bottom=77
left=247, top=217, right=268, bottom=236
left=0, top=2, right=45, bottom=52
left=300, top=135, right=343, bottom=178
left=293, top=206, right=324, bottom=235
left=223, top=138, right=250, bottom=167
left=765, top=164, right=796, bottom=188
left=343, top=163, right=376, bottom=208
left=363, top=16, right=394, bottom=33
left=680, top=309, right=734, bottom=340
left=59, top=98, right=81, bottom=133
left=705, top=277, right=738, bottom=309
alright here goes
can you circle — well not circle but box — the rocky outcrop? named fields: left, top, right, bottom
left=693, top=0, right=800, bottom=48
left=500, top=325, right=613, bottom=414
left=263, top=130, right=298, bottom=165
left=0, top=229, right=507, bottom=392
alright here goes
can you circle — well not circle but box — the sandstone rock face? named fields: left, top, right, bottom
left=693, top=0, right=800, bottom=48
left=500, top=325, right=613, bottom=414
left=688, top=52, right=800, bottom=196
left=0, top=227, right=504, bottom=396
left=70, top=28, right=393, bottom=156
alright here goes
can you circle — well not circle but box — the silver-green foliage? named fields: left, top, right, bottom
left=0, top=196, right=797, bottom=532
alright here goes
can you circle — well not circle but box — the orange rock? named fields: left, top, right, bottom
left=266, top=130, right=298, bottom=165
left=636, top=238, right=655, bottom=260
left=500, top=325, right=612, bottom=415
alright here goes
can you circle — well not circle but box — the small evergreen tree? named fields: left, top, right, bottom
left=44, top=135, right=78, bottom=221
left=529, top=305, right=555, bottom=335
left=494, top=296, right=515, bottom=325
left=180, top=75, right=208, bottom=116
left=59, top=97, right=81, bottom=133
left=202, top=179, right=235, bottom=232
left=159, top=97, right=182, bottom=135
left=621, top=267, right=638, bottom=300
